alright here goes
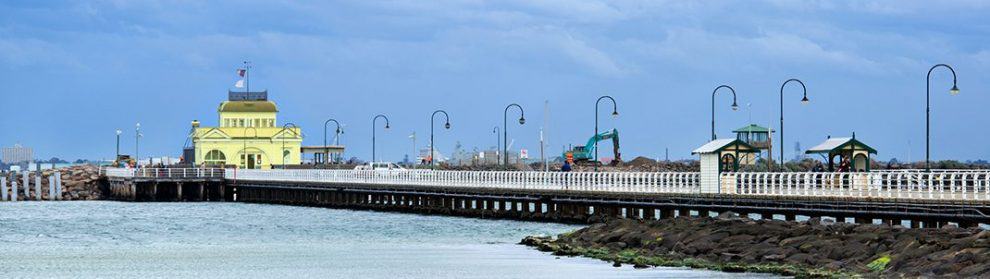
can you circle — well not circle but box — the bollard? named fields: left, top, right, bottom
left=23, top=172, right=30, bottom=199
left=55, top=172, right=63, bottom=200
left=0, top=174, right=7, bottom=201
left=35, top=174, right=42, bottom=201
left=1, top=176, right=6, bottom=201
left=11, top=179, right=18, bottom=201
left=48, top=175, right=56, bottom=201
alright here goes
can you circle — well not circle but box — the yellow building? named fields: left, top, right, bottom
left=189, top=91, right=302, bottom=169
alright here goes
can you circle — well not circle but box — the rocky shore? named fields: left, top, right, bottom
left=521, top=214, right=990, bottom=278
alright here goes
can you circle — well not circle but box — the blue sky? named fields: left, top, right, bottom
left=1, top=0, right=988, bottom=162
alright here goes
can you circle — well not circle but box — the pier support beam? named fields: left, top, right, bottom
left=698, top=209, right=710, bottom=218
left=660, top=209, right=674, bottom=219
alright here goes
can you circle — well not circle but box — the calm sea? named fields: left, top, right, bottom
left=0, top=202, right=775, bottom=278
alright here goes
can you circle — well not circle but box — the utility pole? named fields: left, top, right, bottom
left=544, top=100, right=550, bottom=172
left=539, top=129, right=546, bottom=172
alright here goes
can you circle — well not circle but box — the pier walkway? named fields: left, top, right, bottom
left=102, top=168, right=990, bottom=228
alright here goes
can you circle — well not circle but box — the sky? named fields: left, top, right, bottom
left=0, top=0, right=988, bottom=163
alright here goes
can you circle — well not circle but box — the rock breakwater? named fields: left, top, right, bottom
left=521, top=214, right=990, bottom=278
left=2, top=165, right=104, bottom=201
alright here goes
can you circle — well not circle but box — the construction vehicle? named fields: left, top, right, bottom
left=563, top=129, right=621, bottom=166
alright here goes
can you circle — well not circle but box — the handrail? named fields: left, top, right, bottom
left=97, top=167, right=990, bottom=200
left=100, top=167, right=225, bottom=179
left=225, top=169, right=702, bottom=194
left=724, top=171, right=990, bottom=200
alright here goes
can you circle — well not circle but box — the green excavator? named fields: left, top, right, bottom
left=563, top=128, right=621, bottom=166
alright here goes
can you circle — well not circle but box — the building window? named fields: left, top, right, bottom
left=205, top=150, right=226, bottom=166
left=267, top=119, right=274, bottom=127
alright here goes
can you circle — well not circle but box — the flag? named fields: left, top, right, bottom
left=236, top=68, right=246, bottom=77
left=234, top=79, right=245, bottom=88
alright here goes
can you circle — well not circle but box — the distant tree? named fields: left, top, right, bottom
left=346, top=157, right=364, bottom=165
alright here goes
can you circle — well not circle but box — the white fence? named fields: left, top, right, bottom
left=98, top=168, right=990, bottom=201
left=228, top=169, right=701, bottom=193
left=99, top=168, right=224, bottom=179
left=722, top=171, right=990, bottom=200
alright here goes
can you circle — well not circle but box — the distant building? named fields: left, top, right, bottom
left=188, top=91, right=302, bottom=169
left=2, top=144, right=33, bottom=164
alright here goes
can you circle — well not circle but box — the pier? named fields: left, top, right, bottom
left=102, top=168, right=227, bottom=201
left=101, top=167, right=990, bottom=228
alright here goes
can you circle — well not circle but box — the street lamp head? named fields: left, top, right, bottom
left=731, top=102, right=739, bottom=111
left=444, top=122, right=451, bottom=129
left=950, top=85, right=960, bottom=95
left=116, top=129, right=122, bottom=135
left=518, top=117, right=526, bottom=125
left=801, top=95, right=810, bottom=104
left=135, top=123, right=141, bottom=129
left=611, top=110, right=619, bottom=118
left=385, top=124, right=390, bottom=130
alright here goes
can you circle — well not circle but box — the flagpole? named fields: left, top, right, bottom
left=243, top=61, right=251, bottom=93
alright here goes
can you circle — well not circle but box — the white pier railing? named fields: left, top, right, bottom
left=98, top=168, right=990, bottom=201
left=99, top=168, right=225, bottom=179
left=722, top=171, right=990, bottom=200
left=228, top=169, right=701, bottom=193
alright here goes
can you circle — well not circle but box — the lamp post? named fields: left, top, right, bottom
left=115, top=129, right=122, bottom=161
left=503, top=104, right=525, bottom=168
left=492, top=126, right=500, bottom=164
left=594, top=96, right=618, bottom=171
left=323, top=119, right=342, bottom=164
left=430, top=110, right=451, bottom=169
left=711, top=85, right=738, bottom=140
left=779, top=78, right=809, bottom=171
left=372, top=114, right=390, bottom=164
left=925, top=64, right=960, bottom=171
left=135, top=123, right=141, bottom=168
left=280, top=123, right=299, bottom=169
left=242, top=127, right=258, bottom=169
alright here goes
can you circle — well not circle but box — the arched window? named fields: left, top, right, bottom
left=205, top=150, right=226, bottom=166
left=720, top=154, right=737, bottom=172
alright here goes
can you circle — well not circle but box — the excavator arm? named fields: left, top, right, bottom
left=573, top=129, right=620, bottom=163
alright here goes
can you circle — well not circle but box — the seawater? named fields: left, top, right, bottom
left=0, top=202, right=775, bottom=278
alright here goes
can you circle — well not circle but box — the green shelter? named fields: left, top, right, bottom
left=805, top=133, right=877, bottom=172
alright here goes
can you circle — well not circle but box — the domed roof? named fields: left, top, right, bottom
left=218, top=101, right=278, bottom=113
